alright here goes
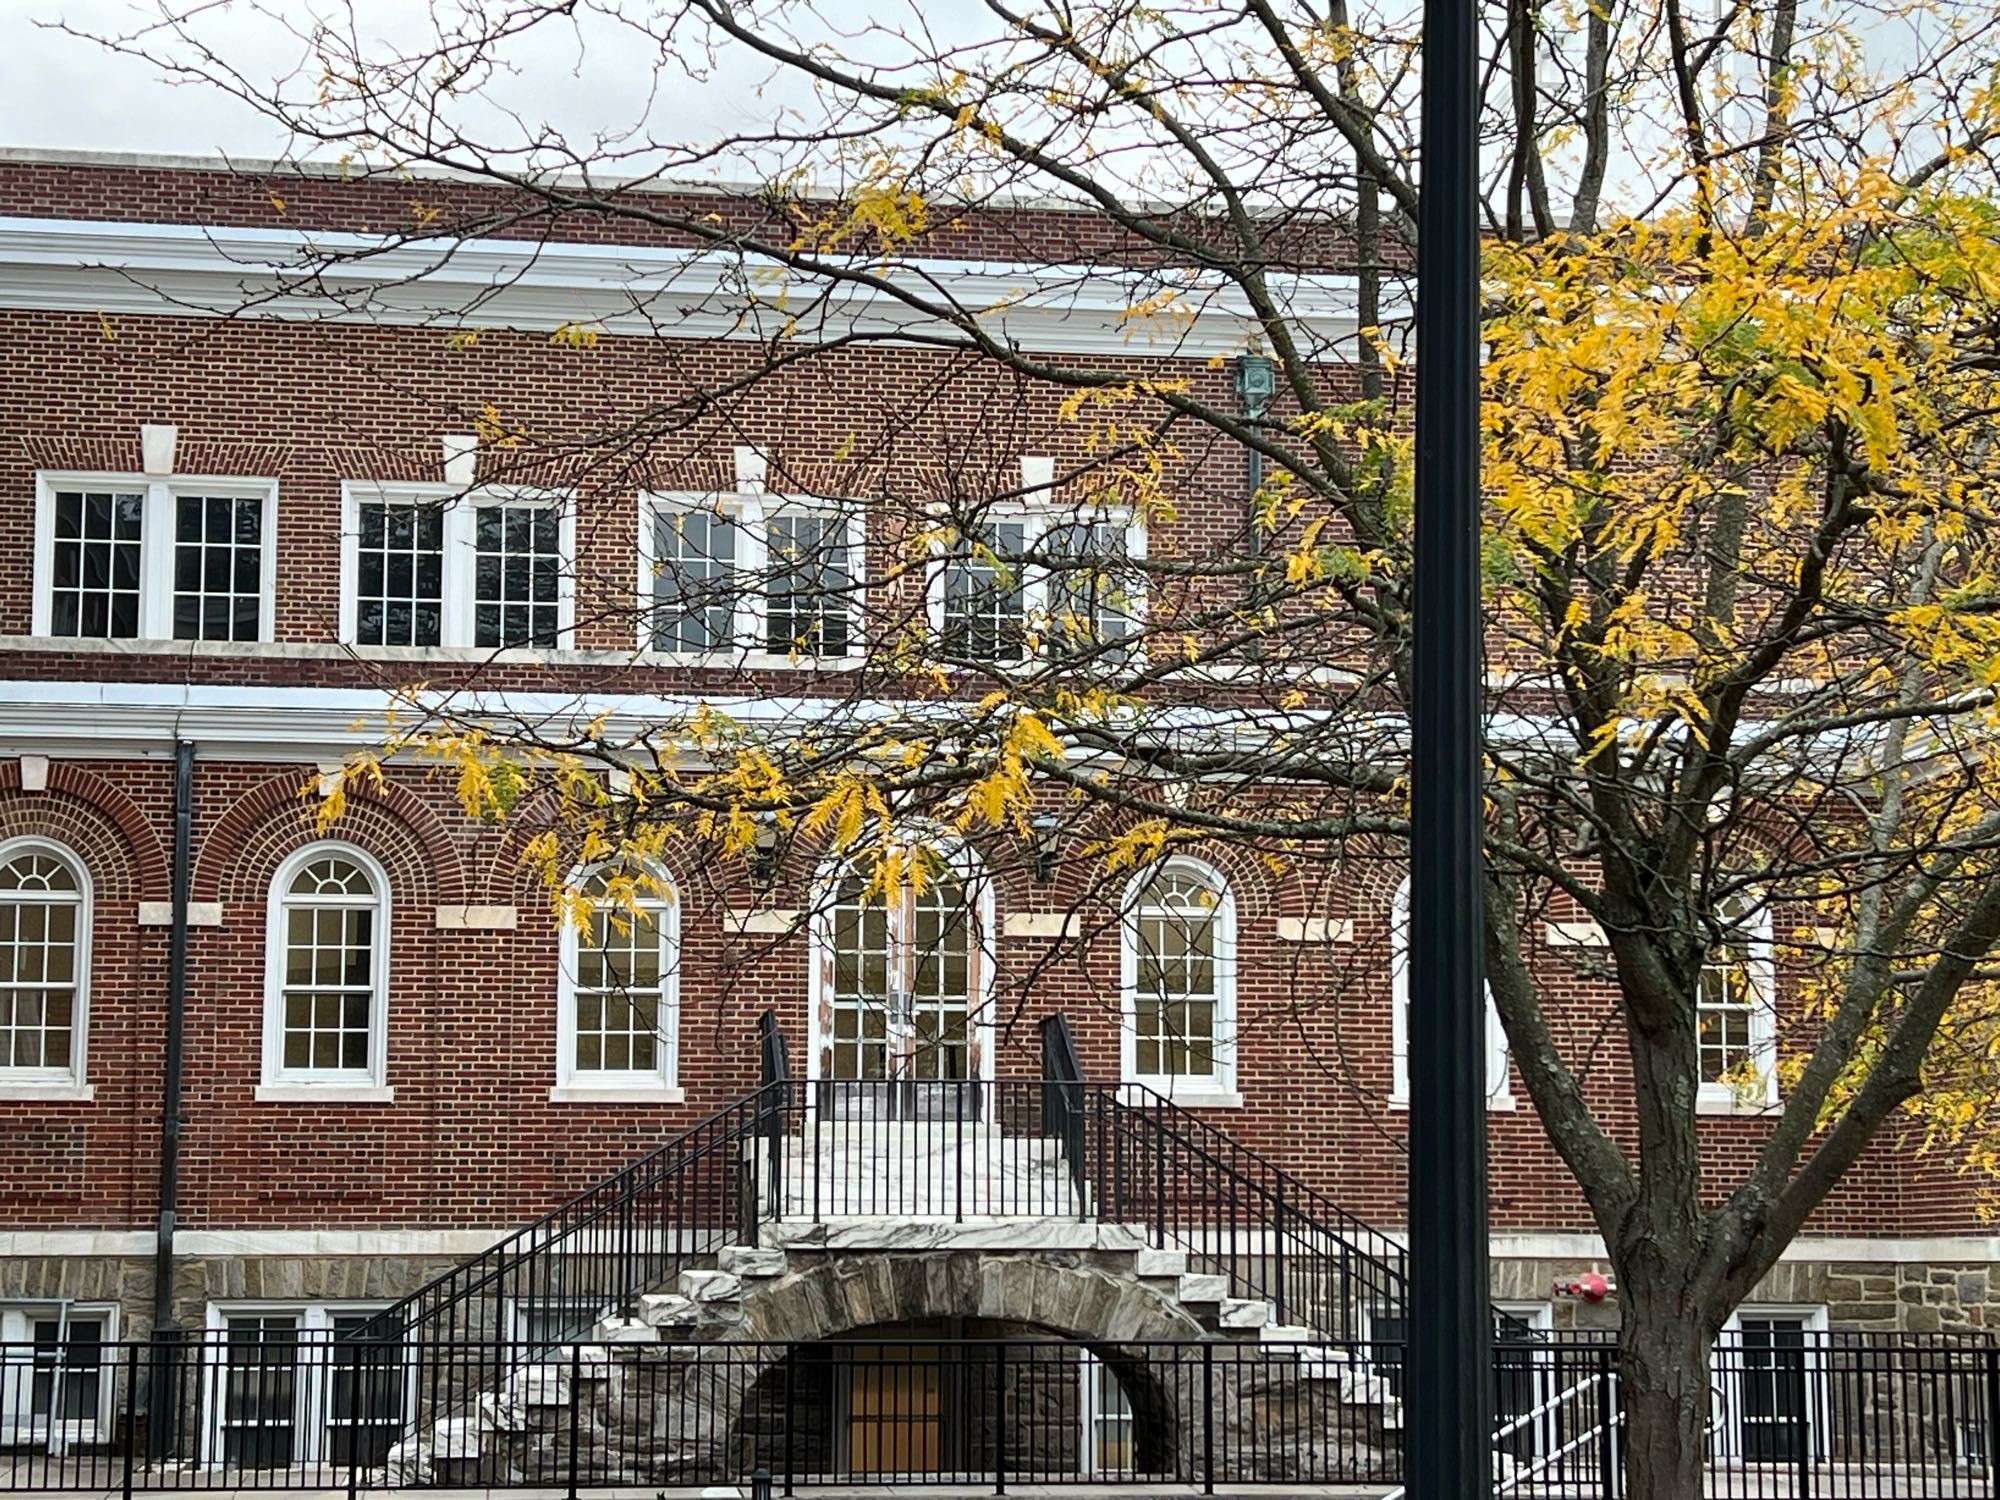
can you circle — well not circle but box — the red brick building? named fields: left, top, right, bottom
left=0, top=153, right=1989, bottom=1464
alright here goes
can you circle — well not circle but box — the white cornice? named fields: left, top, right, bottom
left=0, top=214, right=1389, bottom=359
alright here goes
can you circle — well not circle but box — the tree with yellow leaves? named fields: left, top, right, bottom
left=82, top=0, right=2000, bottom=1493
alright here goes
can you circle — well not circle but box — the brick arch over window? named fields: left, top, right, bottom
left=197, top=774, right=466, bottom=907
left=0, top=765, right=165, bottom=902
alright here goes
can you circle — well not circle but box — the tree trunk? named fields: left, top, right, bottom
left=1617, top=1295, right=1715, bottom=1500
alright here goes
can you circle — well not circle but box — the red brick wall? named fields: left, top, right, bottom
left=0, top=160, right=1953, bottom=1245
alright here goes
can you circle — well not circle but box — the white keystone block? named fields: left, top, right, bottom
left=1218, top=1298, right=1270, bottom=1329
left=140, top=423, right=177, bottom=475
left=442, top=434, right=477, bottom=486
left=17, top=755, right=48, bottom=792
left=734, top=446, right=769, bottom=493
left=679, top=1269, right=744, bottom=1302
left=638, top=1293, right=700, bottom=1327
left=717, top=1247, right=788, bottom=1278
left=1176, top=1273, right=1229, bottom=1304
left=1134, top=1248, right=1188, bottom=1277
left=1020, top=455, right=1056, bottom=491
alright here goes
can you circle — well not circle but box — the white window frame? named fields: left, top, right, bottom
left=32, top=472, right=278, bottom=642
left=1078, top=1348, right=1135, bottom=1478
left=636, top=491, right=865, bottom=662
left=259, top=842, right=393, bottom=1101
left=199, top=1301, right=407, bottom=1470
left=1389, top=879, right=1514, bottom=1110
left=0, top=1301, right=119, bottom=1451
left=1118, top=855, right=1239, bottom=1105
left=553, top=864, right=683, bottom=1103
left=338, top=483, right=575, bottom=650
left=1697, top=893, right=1779, bottom=1115
left=922, top=500, right=1146, bottom=667
left=0, top=837, right=93, bottom=1100
left=1715, top=1305, right=1830, bottom=1464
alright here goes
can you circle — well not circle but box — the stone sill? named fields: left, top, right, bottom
left=548, top=1085, right=687, bottom=1104
left=254, top=1083, right=396, bottom=1104
left=0, top=1080, right=94, bottom=1102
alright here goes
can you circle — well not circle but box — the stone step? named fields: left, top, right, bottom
left=1259, top=1322, right=1318, bottom=1343
left=717, top=1245, right=788, bottom=1278
left=679, top=1268, right=745, bottom=1303
left=1217, top=1297, right=1270, bottom=1329
left=1133, top=1247, right=1188, bottom=1277
left=1176, top=1273, right=1230, bottom=1304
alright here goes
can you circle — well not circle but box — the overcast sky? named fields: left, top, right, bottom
left=0, top=1, right=793, bottom=161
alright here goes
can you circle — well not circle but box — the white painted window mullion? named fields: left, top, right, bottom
left=139, top=481, right=175, bottom=640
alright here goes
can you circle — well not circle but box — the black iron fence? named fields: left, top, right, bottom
left=3, top=1332, right=1998, bottom=1497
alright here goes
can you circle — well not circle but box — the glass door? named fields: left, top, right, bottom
left=822, top=855, right=980, bottom=1121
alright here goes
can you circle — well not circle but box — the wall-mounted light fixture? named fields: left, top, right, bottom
left=1027, top=812, right=1065, bottom=884
left=750, top=818, right=782, bottom=889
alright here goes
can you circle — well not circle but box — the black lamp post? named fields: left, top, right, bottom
left=1404, top=0, right=1493, bottom=1485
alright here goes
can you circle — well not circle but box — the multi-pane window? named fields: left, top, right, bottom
left=638, top=495, right=861, bottom=659
left=0, top=1306, right=115, bottom=1447
left=1699, top=891, right=1776, bottom=1105
left=0, top=843, right=87, bottom=1087
left=1123, top=859, right=1234, bottom=1090
left=941, top=521, right=1028, bottom=662
left=265, top=847, right=387, bottom=1088
left=561, top=868, right=679, bottom=1088
left=932, top=507, right=1141, bottom=666
left=354, top=501, right=445, bottom=647
left=765, top=512, right=853, bottom=656
left=342, top=486, right=571, bottom=651
left=1045, top=519, right=1136, bottom=658
left=173, top=495, right=264, bottom=641
left=49, top=490, right=143, bottom=638
left=474, top=504, right=562, bottom=648
left=39, top=478, right=275, bottom=642
left=1079, top=1351, right=1134, bottom=1478
left=649, top=509, right=737, bottom=653
left=210, top=1307, right=401, bottom=1469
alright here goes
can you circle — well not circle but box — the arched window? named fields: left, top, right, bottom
left=0, top=839, right=90, bottom=1091
left=263, top=844, right=390, bottom=1092
left=1389, top=879, right=1513, bottom=1109
left=556, top=864, right=680, bottom=1096
left=1698, top=890, right=1778, bottom=1110
left=1120, top=858, right=1237, bottom=1099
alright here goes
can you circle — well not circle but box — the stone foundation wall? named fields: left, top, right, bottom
left=1492, top=1256, right=2000, bottom=1332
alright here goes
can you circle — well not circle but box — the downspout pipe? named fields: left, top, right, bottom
left=148, top=739, right=193, bottom=1454
left=1233, top=354, right=1276, bottom=555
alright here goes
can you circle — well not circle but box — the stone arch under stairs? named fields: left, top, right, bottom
left=733, top=1248, right=1211, bottom=1348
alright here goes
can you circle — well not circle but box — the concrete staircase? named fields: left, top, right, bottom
left=759, top=1122, right=1086, bottom=1219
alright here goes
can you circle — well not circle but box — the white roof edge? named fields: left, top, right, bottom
left=0, top=144, right=1391, bottom=227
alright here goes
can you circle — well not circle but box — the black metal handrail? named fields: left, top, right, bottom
left=357, top=1084, right=784, bottom=1352
left=1033, top=1011, right=1408, bottom=1342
